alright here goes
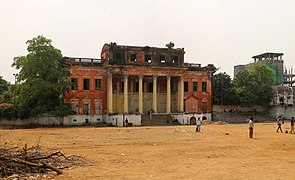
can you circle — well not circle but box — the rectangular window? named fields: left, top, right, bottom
left=160, top=55, right=166, bottom=63
left=95, top=100, right=102, bottom=114
left=83, top=103, right=89, bottom=115
left=115, top=52, right=122, bottom=60
left=71, top=78, right=78, bottom=90
left=193, top=82, right=198, bottom=92
left=95, top=79, right=101, bottom=90
left=148, top=82, right=153, bottom=93
left=184, top=81, right=188, bottom=92
left=145, top=55, right=152, bottom=63
left=202, top=82, right=207, bottom=92
left=83, top=78, right=90, bottom=90
left=173, top=55, right=179, bottom=64
left=130, top=54, right=137, bottom=62
left=71, top=102, right=78, bottom=114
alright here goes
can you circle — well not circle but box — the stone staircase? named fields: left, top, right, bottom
left=141, top=114, right=171, bottom=126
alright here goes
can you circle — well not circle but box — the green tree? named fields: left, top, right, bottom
left=0, top=86, right=14, bottom=104
left=0, top=76, right=9, bottom=95
left=12, top=35, right=71, bottom=119
left=233, top=61, right=276, bottom=109
left=213, top=72, right=240, bottom=105
left=0, top=76, right=12, bottom=104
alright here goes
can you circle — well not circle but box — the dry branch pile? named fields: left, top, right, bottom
left=0, top=143, right=86, bottom=178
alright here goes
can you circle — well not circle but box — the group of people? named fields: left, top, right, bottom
left=195, top=115, right=295, bottom=138
left=248, top=116, right=295, bottom=138
left=276, top=116, right=294, bottom=134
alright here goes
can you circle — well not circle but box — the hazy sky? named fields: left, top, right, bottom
left=1, top=0, right=295, bottom=83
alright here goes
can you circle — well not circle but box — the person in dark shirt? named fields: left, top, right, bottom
left=290, top=117, right=294, bottom=134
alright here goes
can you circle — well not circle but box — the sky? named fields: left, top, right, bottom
left=1, top=0, right=295, bottom=83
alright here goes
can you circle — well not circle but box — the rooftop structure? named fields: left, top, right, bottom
left=252, top=52, right=284, bottom=61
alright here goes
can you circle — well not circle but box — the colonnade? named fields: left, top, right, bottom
left=107, top=75, right=184, bottom=114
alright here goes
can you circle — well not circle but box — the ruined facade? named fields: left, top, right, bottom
left=64, top=44, right=216, bottom=118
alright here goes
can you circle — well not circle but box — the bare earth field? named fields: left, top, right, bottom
left=1, top=123, right=295, bottom=180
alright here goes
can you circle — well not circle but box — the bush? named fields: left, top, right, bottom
left=0, top=106, right=15, bottom=120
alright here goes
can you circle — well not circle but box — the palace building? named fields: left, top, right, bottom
left=64, top=43, right=216, bottom=125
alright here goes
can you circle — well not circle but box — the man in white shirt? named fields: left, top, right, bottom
left=276, top=116, right=283, bottom=133
left=248, top=117, right=254, bottom=138
left=196, top=118, right=201, bottom=132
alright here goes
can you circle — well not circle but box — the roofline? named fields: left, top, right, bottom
left=252, top=52, right=284, bottom=59
left=64, top=56, right=102, bottom=60
left=102, top=43, right=185, bottom=52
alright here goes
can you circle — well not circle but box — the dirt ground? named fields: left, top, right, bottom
left=1, top=123, right=295, bottom=180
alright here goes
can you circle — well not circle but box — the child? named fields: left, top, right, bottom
left=196, top=117, right=201, bottom=132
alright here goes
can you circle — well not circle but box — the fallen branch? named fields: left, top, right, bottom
left=11, top=158, right=62, bottom=174
left=29, top=151, right=68, bottom=161
left=0, top=143, right=86, bottom=178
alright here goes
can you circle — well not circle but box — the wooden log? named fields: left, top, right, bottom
left=12, top=158, right=62, bottom=174
left=41, top=162, right=62, bottom=174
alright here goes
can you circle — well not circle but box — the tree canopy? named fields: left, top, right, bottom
left=213, top=72, right=240, bottom=105
left=0, top=76, right=12, bottom=104
left=0, top=76, right=9, bottom=95
left=12, top=35, right=71, bottom=119
left=233, top=61, right=276, bottom=109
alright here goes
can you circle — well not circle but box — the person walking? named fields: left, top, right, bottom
left=248, top=117, right=254, bottom=138
left=196, top=117, right=201, bottom=132
left=290, top=117, right=294, bottom=134
left=276, top=116, right=283, bottom=133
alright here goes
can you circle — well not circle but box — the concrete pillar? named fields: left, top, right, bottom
left=138, top=76, right=143, bottom=114
left=116, top=81, right=120, bottom=112
left=107, top=74, right=113, bottom=113
left=166, top=76, right=171, bottom=113
left=153, top=76, right=157, bottom=113
left=179, top=77, right=184, bottom=112
left=124, top=75, right=128, bottom=113
left=130, top=80, right=133, bottom=111
left=177, top=78, right=180, bottom=112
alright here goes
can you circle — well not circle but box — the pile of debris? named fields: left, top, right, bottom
left=0, top=143, right=86, bottom=179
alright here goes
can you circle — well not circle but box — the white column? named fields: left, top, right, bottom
left=177, top=78, right=180, bottom=112
left=116, top=81, right=120, bottom=113
left=124, top=75, right=128, bottom=113
left=107, top=75, right=113, bottom=113
left=153, top=76, right=157, bottom=113
left=138, top=76, right=143, bottom=114
left=166, top=76, right=171, bottom=113
left=180, top=77, right=184, bottom=112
